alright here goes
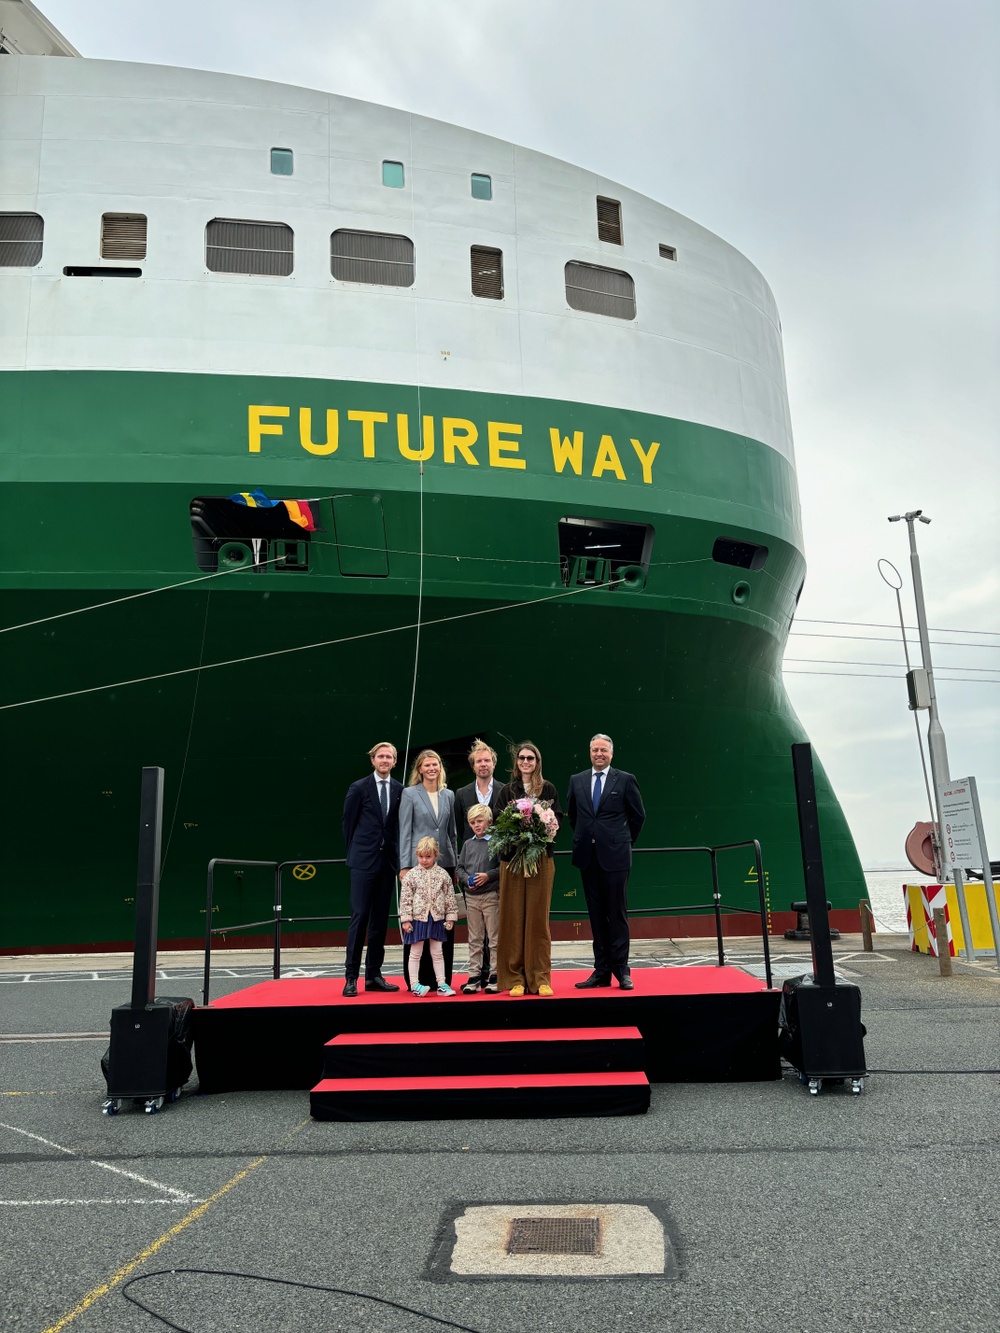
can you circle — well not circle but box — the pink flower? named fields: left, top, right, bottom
left=516, top=798, right=534, bottom=818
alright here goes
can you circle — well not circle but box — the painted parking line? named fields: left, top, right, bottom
left=0, top=1033, right=107, bottom=1042
left=0, top=1198, right=206, bottom=1207
left=0, top=1121, right=196, bottom=1201
left=38, top=1155, right=268, bottom=1333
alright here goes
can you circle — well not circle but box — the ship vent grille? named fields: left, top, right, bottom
left=596, top=196, right=623, bottom=244
left=331, top=229, right=414, bottom=287
left=565, top=262, right=635, bottom=320
left=0, top=212, right=43, bottom=266
left=471, top=246, right=504, bottom=300
left=101, top=213, right=147, bottom=260
left=206, top=218, right=294, bottom=276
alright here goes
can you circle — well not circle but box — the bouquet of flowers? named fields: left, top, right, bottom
left=490, top=797, right=560, bottom=877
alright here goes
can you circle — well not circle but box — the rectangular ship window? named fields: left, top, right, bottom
left=596, top=196, right=623, bottom=244
left=558, top=517, right=653, bottom=591
left=471, top=245, right=503, bottom=299
left=331, top=230, right=414, bottom=287
left=206, top=218, right=293, bottom=276
left=382, top=160, right=405, bottom=188
left=0, top=212, right=44, bottom=266
left=471, top=173, right=492, bottom=200
left=270, top=148, right=294, bottom=176
left=564, top=261, right=635, bottom=320
left=101, top=213, right=147, bottom=260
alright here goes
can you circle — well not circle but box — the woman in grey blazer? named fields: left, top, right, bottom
left=398, top=749, right=458, bottom=988
left=398, top=749, right=458, bottom=876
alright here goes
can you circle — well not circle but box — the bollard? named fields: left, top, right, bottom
left=860, top=900, right=874, bottom=952
left=933, top=908, right=953, bottom=977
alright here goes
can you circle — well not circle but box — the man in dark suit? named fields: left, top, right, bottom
left=453, top=739, right=505, bottom=988
left=566, top=733, right=646, bottom=990
left=341, top=741, right=404, bottom=997
left=454, top=739, right=506, bottom=842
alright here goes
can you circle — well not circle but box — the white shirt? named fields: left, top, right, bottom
left=474, top=779, right=495, bottom=804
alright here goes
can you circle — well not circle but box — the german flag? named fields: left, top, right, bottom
left=282, top=500, right=317, bottom=531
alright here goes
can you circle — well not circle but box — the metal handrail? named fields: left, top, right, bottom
left=201, top=838, right=772, bottom=1003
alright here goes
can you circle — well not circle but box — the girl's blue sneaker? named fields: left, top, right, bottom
left=411, top=983, right=430, bottom=997
left=436, top=983, right=456, bottom=996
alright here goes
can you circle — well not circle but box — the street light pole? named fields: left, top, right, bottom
left=888, top=510, right=950, bottom=879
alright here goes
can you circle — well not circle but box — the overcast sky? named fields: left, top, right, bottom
left=38, top=0, right=1000, bottom=866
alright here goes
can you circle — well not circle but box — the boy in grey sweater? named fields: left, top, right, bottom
left=455, top=804, right=500, bottom=994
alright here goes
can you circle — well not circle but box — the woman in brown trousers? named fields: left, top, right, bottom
left=495, top=740, right=563, bottom=996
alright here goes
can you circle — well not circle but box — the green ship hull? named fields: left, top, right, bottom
left=0, top=369, right=864, bottom=952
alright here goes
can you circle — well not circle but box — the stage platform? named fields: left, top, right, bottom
left=193, top=966, right=781, bottom=1093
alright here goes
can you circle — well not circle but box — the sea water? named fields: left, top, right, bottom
left=863, top=870, right=935, bottom=935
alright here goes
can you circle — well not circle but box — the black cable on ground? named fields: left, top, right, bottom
left=122, top=1268, right=484, bottom=1333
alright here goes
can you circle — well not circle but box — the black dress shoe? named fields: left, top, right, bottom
left=365, top=976, right=400, bottom=993
left=575, top=972, right=612, bottom=989
left=342, top=979, right=358, bottom=997
left=616, top=973, right=634, bottom=991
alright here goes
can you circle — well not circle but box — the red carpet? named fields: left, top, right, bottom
left=208, top=965, right=766, bottom=1011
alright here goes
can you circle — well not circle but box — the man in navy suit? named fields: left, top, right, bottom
left=566, top=734, right=646, bottom=990
left=341, top=741, right=404, bottom=997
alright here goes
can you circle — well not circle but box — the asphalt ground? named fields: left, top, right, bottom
left=1, top=937, right=998, bottom=1333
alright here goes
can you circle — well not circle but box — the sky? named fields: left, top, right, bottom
left=35, top=0, right=1000, bottom=866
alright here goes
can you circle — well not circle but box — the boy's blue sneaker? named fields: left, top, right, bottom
left=411, top=983, right=430, bottom=997
left=436, top=983, right=456, bottom=996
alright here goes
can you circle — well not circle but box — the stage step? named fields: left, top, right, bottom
left=320, top=1025, right=645, bottom=1080
left=310, top=1070, right=651, bottom=1122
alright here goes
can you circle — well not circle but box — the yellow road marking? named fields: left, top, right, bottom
left=1, top=1091, right=57, bottom=1096
left=39, top=1155, right=267, bottom=1333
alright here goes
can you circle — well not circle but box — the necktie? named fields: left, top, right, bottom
left=380, top=781, right=389, bottom=818
left=592, top=771, right=603, bottom=812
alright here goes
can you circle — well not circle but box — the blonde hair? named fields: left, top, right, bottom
left=415, top=836, right=439, bottom=857
left=468, top=738, right=498, bottom=764
left=368, top=740, right=397, bottom=761
left=408, top=748, right=447, bottom=790
left=510, top=739, right=544, bottom=798
left=466, top=803, right=493, bottom=827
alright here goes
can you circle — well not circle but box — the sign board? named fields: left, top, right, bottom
left=939, top=778, right=984, bottom=872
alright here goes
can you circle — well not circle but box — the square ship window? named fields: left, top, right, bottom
left=382, top=160, right=405, bottom=188
left=271, top=148, right=294, bottom=176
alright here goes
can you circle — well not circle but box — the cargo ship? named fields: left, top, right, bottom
left=0, top=11, right=865, bottom=952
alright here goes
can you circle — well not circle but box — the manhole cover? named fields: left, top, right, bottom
left=434, top=1203, right=678, bottom=1280
left=507, top=1217, right=600, bottom=1255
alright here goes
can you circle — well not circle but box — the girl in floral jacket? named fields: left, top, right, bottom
left=400, top=837, right=460, bottom=996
